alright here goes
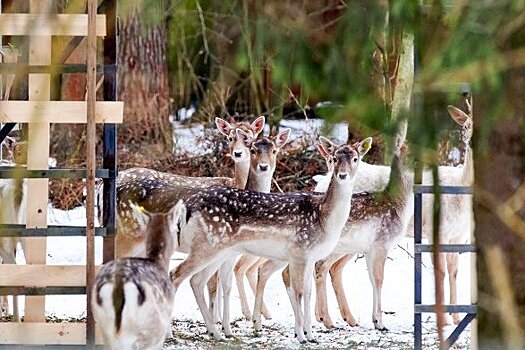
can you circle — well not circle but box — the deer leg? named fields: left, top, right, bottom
left=253, top=259, right=286, bottom=332
left=246, top=258, right=272, bottom=320
left=207, top=272, right=221, bottom=323
left=190, top=262, right=227, bottom=341
left=170, top=248, right=229, bottom=340
left=330, top=254, right=358, bottom=327
left=234, top=254, right=257, bottom=320
left=218, top=257, right=236, bottom=337
left=288, top=260, right=307, bottom=344
left=303, top=261, right=316, bottom=343
left=365, top=247, right=388, bottom=331
left=0, top=244, right=19, bottom=322
left=446, top=252, right=460, bottom=325
left=314, top=254, right=340, bottom=329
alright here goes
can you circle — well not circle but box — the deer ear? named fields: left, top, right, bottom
left=236, top=128, right=252, bottom=143
left=250, top=116, right=265, bottom=136
left=275, top=128, right=291, bottom=148
left=318, top=136, right=337, bottom=155
left=358, top=137, right=373, bottom=157
left=216, top=117, right=233, bottom=136
left=447, top=105, right=470, bottom=126
left=315, top=142, right=330, bottom=160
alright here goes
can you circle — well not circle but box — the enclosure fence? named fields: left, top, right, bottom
left=0, top=0, right=121, bottom=347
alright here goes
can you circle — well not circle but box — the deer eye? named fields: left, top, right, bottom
left=353, top=157, right=358, bottom=163
left=250, top=149, right=256, bottom=154
left=272, top=149, right=277, bottom=155
left=227, top=136, right=233, bottom=142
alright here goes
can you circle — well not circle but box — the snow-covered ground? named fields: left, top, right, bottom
left=5, top=119, right=472, bottom=348
left=8, top=204, right=472, bottom=349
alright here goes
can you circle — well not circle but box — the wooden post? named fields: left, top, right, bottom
left=86, top=0, right=97, bottom=347
left=25, top=0, right=51, bottom=323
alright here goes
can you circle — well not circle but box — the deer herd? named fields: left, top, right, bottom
left=0, top=100, right=474, bottom=349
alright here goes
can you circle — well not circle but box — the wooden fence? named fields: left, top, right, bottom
left=0, top=0, right=121, bottom=346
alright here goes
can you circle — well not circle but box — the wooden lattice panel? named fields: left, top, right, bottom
left=0, top=0, right=122, bottom=345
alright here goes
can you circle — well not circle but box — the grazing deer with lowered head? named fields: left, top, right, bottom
left=0, top=140, right=28, bottom=322
left=92, top=208, right=178, bottom=350
left=169, top=136, right=372, bottom=343
left=115, top=116, right=265, bottom=258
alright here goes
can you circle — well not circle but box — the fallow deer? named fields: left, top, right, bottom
left=92, top=208, right=179, bottom=350
left=169, top=136, right=372, bottom=343
left=232, top=131, right=292, bottom=321
left=207, top=130, right=291, bottom=334
left=311, top=103, right=473, bottom=328
left=0, top=140, right=28, bottom=322
left=115, top=116, right=265, bottom=258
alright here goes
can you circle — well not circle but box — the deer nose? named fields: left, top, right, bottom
left=259, top=164, right=269, bottom=172
left=338, top=172, right=348, bottom=180
left=233, top=151, right=243, bottom=158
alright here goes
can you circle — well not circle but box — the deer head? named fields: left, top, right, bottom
left=318, top=136, right=372, bottom=183
left=246, top=128, right=291, bottom=176
left=216, top=116, right=265, bottom=162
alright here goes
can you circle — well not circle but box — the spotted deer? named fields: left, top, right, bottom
left=0, top=140, right=28, bottom=322
left=92, top=208, right=179, bottom=350
left=310, top=103, right=473, bottom=329
left=169, top=136, right=372, bottom=343
left=115, top=116, right=265, bottom=258
left=231, top=130, right=292, bottom=321
left=205, top=129, right=291, bottom=325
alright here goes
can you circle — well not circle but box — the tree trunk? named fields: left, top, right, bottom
left=118, top=2, right=171, bottom=152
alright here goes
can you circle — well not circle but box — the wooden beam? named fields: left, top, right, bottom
left=0, top=101, right=124, bottom=123
left=86, top=0, right=97, bottom=347
left=0, top=323, right=103, bottom=345
left=25, top=0, right=51, bottom=323
left=0, top=265, right=101, bottom=287
left=0, top=14, right=106, bottom=36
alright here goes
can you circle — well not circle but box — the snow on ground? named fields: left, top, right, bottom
left=9, top=205, right=471, bottom=349
left=6, top=119, right=471, bottom=348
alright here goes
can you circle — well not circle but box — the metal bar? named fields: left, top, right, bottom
left=414, top=161, right=423, bottom=350
left=0, top=225, right=107, bottom=237
left=445, top=313, right=476, bottom=348
left=0, top=168, right=110, bottom=179
left=0, top=123, right=16, bottom=144
left=102, top=0, right=118, bottom=264
left=0, top=287, right=86, bottom=296
left=415, top=304, right=477, bottom=314
left=415, top=244, right=477, bottom=253
left=0, top=63, right=116, bottom=74
left=414, top=185, right=472, bottom=195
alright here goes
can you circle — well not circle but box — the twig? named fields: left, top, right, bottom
left=195, top=0, right=210, bottom=64
left=397, top=243, right=427, bottom=268
left=272, top=178, right=284, bottom=193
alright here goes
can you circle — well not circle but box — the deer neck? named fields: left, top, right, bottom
left=321, top=177, right=355, bottom=237
left=462, top=145, right=474, bottom=185
left=233, top=160, right=250, bottom=189
left=145, top=215, right=174, bottom=270
left=246, top=168, right=274, bottom=193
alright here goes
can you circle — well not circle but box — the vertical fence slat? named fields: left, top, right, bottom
left=86, top=0, right=97, bottom=347
left=25, top=0, right=51, bottom=323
